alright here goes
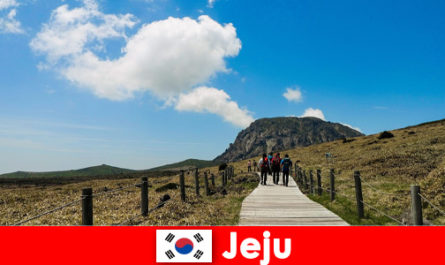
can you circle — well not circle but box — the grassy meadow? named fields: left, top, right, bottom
left=0, top=170, right=258, bottom=226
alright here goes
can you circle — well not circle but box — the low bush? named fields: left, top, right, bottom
left=378, top=131, right=394, bottom=139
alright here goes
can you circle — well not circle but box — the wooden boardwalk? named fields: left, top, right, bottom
left=239, top=173, right=349, bottom=226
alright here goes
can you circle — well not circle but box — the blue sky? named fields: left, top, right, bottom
left=0, top=0, right=444, bottom=173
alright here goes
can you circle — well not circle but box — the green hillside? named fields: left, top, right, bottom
left=0, top=164, right=135, bottom=180
left=148, top=159, right=220, bottom=172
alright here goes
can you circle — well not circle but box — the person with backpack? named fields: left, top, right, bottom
left=267, top=152, right=273, bottom=176
left=247, top=160, right=252, bottom=172
left=271, top=153, right=281, bottom=184
left=253, top=160, right=258, bottom=172
left=258, top=153, right=270, bottom=185
left=281, top=154, right=293, bottom=187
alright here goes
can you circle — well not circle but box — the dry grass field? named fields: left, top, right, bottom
left=0, top=171, right=258, bottom=226
left=228, top=119, right=445, bottom=225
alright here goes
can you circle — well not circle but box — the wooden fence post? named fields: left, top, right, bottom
left=82, top=188, right=93, bottom=226
left=294, top=166, right=297, bottom=181
left=298, top=167, right=302, bottom=185
left=301, top=169, right=306, bottom=188
left=180, top=170, right=186, bottom=202
left=299, top=168, right=302, bottom=185
left=317, top=169, right=322, bottom=195
left=141, top=177, right=148, bottom=216
left=411, top=185, right=423, bottom=225
left=330, top=169, right=335, bottom=201
left=295, top=166, right=299, bottom=183
left=194, top=168, right=200, bottom=197
left=303, top=170, right=308, bottom=191
left=204, top=172, right=210, bottom=196
left=211, top=173, right=215, bottom=186
left=354, top=171, right=364, bottom=219
left=309, top=170, right=314, bottom=194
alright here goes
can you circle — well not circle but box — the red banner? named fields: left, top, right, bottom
left=0, top=226, right=442, bottom=264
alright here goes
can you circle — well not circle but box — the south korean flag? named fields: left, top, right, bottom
left=156, top=230, right=212, bottom=263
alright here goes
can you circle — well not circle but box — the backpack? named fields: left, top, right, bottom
left=282, top=159, right=292, bottom=171
left=261, top=158, right=269, bottom=169
left=272, top=157, right=281, bottom=168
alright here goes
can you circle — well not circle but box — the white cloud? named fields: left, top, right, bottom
left=341, top=123, right=362, bottom=133
left=298, top=107, right=361, bottom=132
left=30, top=0, right=137, bottom=64
left=0, top=0, right=23, bottom=34
left=31, top=0, right=250, bottom=127
left=300, top=108, right=326, bottom=121
left=283, top=87, right=303, bottom=103
left=175, top=86, right=254, bottom=128
left=31, top=1, right=241, bottom=101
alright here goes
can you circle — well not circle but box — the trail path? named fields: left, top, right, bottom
left=239, top=173, right=348, bottom=226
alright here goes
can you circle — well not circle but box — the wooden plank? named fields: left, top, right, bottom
left=239, top=173, right=348, bottom=226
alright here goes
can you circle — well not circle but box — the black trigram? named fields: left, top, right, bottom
left=193, top=250, right=204, bottom=260
left=194, top=233, right=203, bottom=242
left=165, top=250, right=175, bottom=259
left=165, top=233, right=175, bottom=243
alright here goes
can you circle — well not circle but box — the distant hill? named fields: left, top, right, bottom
left=148, top=159, right=220, bottom=172
left=0, top=159, right=220, bottom=182
left=215, top=117, right=364, bottom=162
left=0, top=164, right=135, bottom=180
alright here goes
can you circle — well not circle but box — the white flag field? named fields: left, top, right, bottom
left=156, top=230, right=213, bottom=263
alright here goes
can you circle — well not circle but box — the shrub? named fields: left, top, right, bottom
left=219, top=163, right=228, bottom=171
left=378, top=131, right=394, bottom=139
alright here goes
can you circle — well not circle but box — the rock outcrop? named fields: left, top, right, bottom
left=215, top=117, right=364, bottom=162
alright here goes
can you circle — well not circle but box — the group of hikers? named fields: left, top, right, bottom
left=247, top=152, right=293, bottom=187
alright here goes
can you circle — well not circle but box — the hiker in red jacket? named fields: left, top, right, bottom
left=271, top=153, right=281, bottom=184
left=258, top=153, right=270, bottom=185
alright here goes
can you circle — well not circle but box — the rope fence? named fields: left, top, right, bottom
left=360, top=200, right=404, bottom=225
left=293, top=165, right=443, bottom=225
left=14, top=199, right=82, bottom=226
left=418, top=193, right=445, bottom=215
left=359, top=178, right=403, bottom=198
left=11, top=166, right=236, bottom=226
left=11, top=164, right=441, bottom=226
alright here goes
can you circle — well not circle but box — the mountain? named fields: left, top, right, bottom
left=215, top=117, right=364, bottom=162
left=0, top=164, right=135, bottom=179
left=148, top=159, right=220, bottom=171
